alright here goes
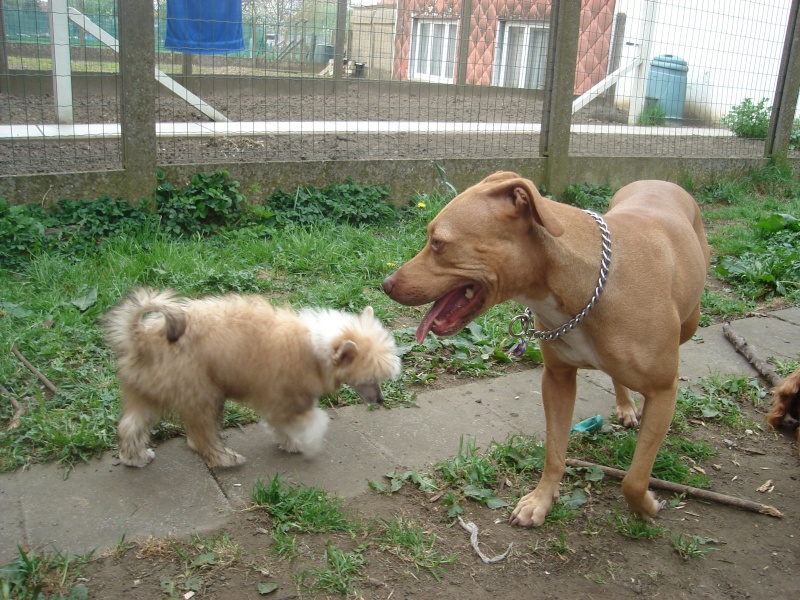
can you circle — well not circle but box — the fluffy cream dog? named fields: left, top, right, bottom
left=103, top=287, right=401, bottom=468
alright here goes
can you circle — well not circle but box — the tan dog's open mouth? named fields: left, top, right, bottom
left=416, top=283, right=484, bottom=343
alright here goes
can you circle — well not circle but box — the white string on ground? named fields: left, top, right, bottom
left=457, top=516, right=513, bottom=564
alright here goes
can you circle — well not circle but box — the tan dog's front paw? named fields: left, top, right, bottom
left=615, top=404, right=640, bottom=428
left=627, top=489, right=661, bottom=518
left=509, top=489, right=557, bottom=528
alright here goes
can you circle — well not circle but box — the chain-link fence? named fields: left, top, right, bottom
left=0, top=0, right=798, bottom=194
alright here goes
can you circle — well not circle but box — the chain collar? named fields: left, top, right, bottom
left=508, top=210, right=611, bottom=350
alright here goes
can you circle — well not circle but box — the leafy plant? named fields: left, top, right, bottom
left=155, top=170, right=249, bottom=236
left=563, top=183, right=613, bottom=212
left=721, top=97, right=771, bottom=139
left=264, top=179, right=396, bottom=227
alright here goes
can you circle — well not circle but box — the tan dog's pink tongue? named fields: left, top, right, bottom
left=416, top=287, right=469, bottom=343
left=416, top=301, right=448, bottom=343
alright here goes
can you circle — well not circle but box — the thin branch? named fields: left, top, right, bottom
left=722, top=323, right=783, bottom=387
left=566, top=458, right=784, bottom=519
left=1, top=384, right=26, bottom=430
left=11, top=345, right=57, bottom=393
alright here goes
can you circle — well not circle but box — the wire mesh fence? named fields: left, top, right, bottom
left=0, top=0, right=797, bottom=178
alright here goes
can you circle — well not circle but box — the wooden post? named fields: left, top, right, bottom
left=539, top=0, right=581, bottom=196
left=333, top=0, right=347, bottom=85
left=765, top=0, right=800, bottom=161
left=118, top=0, right=157, bottom=203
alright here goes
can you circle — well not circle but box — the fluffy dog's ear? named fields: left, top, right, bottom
left=361, top=306, right=374, bottom=320
left=333, top=340, right=358, bottom=366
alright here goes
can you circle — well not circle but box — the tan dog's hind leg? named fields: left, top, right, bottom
left=620, top=381, right=678, bottom=517
left=182, top=397, right=246, bottom=469
left=510, top=365, right=577, bottom=527
left=613, top=381, right=640, bottom=428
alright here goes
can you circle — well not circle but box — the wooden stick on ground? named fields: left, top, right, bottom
left=1, top=384, right=26, bottom=430
left=11, top=344, right=57, bottom=393
left=566, top=458, right=784, bottom=519
left=722, top=323, right=783, bottom=387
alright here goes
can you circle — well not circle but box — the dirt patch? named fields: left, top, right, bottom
left=0, top=89, right=785, bottom=177
left=77, top=393, right=799, bottom=600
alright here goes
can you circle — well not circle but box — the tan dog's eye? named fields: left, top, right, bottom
left=430, top=238, right=443, bottom=253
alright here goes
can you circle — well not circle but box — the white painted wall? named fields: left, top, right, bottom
left=612, top=0, right=795, bottom=124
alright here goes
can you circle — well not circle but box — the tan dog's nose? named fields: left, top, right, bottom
left=381, top=276, right=395, bottom=295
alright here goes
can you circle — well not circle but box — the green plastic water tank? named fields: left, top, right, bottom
left=645, top=54, right=688, bottom=125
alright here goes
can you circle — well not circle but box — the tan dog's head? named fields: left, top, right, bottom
left=382, top=172, right=564, bottom=343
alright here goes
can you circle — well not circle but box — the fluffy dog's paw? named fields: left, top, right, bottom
left=208, top=449, right=246, bottom=468
left=119, top=448, right=155, bottom=468
left=509, top=490, right=555, bottom=528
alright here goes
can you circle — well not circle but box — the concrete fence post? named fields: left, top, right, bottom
left=118, top=0, right=157, bottom=203
left=765, top=0, right=800, bottom=162
left=539, top=0, right=581, bottom=196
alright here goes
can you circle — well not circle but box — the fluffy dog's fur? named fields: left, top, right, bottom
left=766, top=367, right=800, bottom=454
left=103, top=287, right=401, bottom=468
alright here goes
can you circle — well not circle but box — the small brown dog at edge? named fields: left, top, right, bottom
left=104, top=288, right=401, bottom=469
left=766, top=367, right=800, bottom=454
left=382, top=172, right=710, bottom=527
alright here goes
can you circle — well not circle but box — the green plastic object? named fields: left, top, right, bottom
left=570, top=414, right=603, bottom=434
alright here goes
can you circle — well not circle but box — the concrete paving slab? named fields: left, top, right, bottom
left=770, top=306, right=800, bottom=327
left=0, top=473, right=25, bottom=565
left=679, top=325, right=755, bottom=381
left=212, top=415, right=394, bottom=508
left=11, top=437, right=230, bottom=557
left=722, top=315, right=800, bottom=360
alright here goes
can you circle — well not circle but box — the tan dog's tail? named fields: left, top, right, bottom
left=103, top=287, right=188, bottom=357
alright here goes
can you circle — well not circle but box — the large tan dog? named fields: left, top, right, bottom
left=382, top=172, right=710, bottom=527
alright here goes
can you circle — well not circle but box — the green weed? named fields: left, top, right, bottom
left=672, top=533, right=718, bottom=560
left=298, top=542, right=366, bottom=595
left=376, top=517, right=458, bottom=580
left=0, top=546, right=93, bottom=600
left=611, top=511, right=666, bottom=539
left=638, top=101, right=667, bottom=126
left=251, top=475, right=354, bottom=534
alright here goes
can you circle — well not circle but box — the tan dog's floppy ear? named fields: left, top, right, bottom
left=479, top=171, right=520, bottom=185
left=333, top=339, right=358, bottom=366
left=485, top=174, right=565, bottom=238
left=515, top=181, right=565, bottom=238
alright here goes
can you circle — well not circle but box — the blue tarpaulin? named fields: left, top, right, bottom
left=164, top=0, right=245, bottom=55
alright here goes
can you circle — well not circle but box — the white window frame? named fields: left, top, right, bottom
left=409, top=17, right=458, bottom=84
left=494, top=21, right=549, bottom=90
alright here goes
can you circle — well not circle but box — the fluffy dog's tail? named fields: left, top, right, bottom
left=103, top=287, right=188, bottom=357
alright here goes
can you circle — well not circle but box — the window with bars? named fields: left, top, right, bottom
left=409, top=18, right=458, bottom=84
left=494, top=21, right=549, bottom=90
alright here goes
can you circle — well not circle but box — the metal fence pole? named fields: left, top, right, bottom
left=539, top=0, right=581, bottom=196
left=118, top=0, right=157, bottom=202
left=765, top=0, right=800, bottom=162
